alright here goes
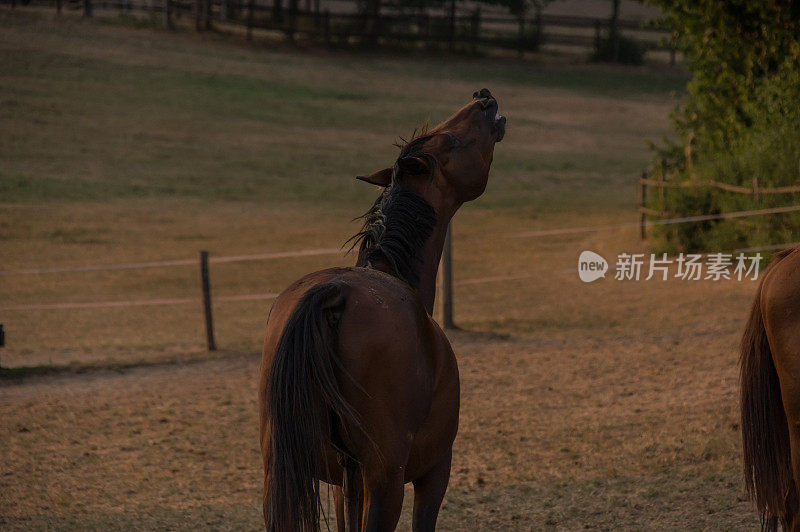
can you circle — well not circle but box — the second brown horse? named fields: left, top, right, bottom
left=741, top=246, right=800, bottom=530
left=259, top=89, right=506, bottom=531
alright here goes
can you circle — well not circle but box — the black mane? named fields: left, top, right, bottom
left=348, top=185, right=437, bottom=287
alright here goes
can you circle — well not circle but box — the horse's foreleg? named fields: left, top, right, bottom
left=411, top=449, right=452, bottom=532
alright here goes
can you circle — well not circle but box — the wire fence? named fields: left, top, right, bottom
left=3, top=203, right=797, bottom=322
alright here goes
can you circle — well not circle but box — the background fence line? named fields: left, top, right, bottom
left=3, top=0, right=677, bottom=60
left=2, top=237, right=794, bottom=313
left=0, top=248, right=342, bottom=275
left=5, top=204, right=798, bottom=277
left=3, top=205, right=798, bottom=322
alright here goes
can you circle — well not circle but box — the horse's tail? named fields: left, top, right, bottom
left=740, top=249, right=794, bottom=531
left=264, top=281, right=360, bottom=532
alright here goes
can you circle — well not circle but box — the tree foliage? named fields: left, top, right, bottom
left=645, top=0, right=800, bottom=253
left=647, top=0, right=800, bottom=159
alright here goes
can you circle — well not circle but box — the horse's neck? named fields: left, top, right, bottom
left=414, top=219, right=451, bottom=315
left=356, top=186, right=457, bottom=315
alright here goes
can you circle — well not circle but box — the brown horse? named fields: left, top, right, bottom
left=258, top=89, right=505, bottom=531
left=741, top=246, right=800, bottom=530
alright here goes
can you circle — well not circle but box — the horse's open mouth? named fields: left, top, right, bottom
left=493, top=113, right=506, bottom=142
left=484, top=98, right=505, bottom=142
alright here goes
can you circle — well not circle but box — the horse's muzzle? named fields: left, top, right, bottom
left=473, top=88, right=505, bottom=142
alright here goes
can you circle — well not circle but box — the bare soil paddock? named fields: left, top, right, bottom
left=1, top=317, right=757, bottom=530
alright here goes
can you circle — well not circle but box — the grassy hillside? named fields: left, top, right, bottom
left=0, top=8, right=687, bottom=362
left=0, top=9, right=684, bottom=208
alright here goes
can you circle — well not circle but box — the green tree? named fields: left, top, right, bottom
left=647, top=0, right=800, bottom=159
left=645, top=0, right=800, bottom=253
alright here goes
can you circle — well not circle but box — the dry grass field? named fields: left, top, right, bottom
left=0, top=8, right=763, bottom=530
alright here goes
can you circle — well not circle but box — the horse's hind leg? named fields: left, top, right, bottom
left=411, top=450, right=452, bottom=532
left=772, top=329, right=800, bottom=529
left=338, top=454, right=363, bottom=532
left=361, top=469, right=405, bottom=531
left=333, top=486, right=346, bottom=532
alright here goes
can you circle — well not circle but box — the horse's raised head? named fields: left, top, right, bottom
left=357, top=88, right=505, bottom=209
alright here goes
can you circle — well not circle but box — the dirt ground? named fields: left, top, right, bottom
left=1, top=312, right=758, bottom=530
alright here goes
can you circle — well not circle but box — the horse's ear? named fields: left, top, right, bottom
left=356, top=167, right=393, bottom=187
left=397, top=155, right=430, bottom=177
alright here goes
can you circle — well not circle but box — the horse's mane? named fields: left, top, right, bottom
left=346, top=127, right=438, bottom=286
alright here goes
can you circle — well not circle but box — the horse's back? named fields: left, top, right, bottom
left=260, top=266, right=458, bottom=481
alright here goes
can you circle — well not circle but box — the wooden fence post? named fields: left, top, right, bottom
left=419, top=12, right=429, bottom=48
left=610, top=0, right=620, bottom=62
left=56, top=0, right=62, bottom=15
left=669, top=39, right=676, bottom=66
left=448, top=0, right=455, bottom=52
left=593, top=20, right=601, bottom=56
left=246, top=0, right=254, bottom=41
left=640, top=171, right=647, bottom=240
left=84, top=0, right=93, bottom=17
left=199, top=251, right=217, bottom=351
left=517, top=14, right=525, bottom=56
left=322, top=9, right=330, bottom=47
left=194, top=0, right=202, bottom=30
left=659, top=158, right=666, bottom=211
left=441, top=224, right=455, bottom=330
left=163, top=0, right=171, bottom=29
left=286, top=0, right=297, bottom=42
left=471, top=7, right=480, bottom=54
left=753, top=177, right=760, bottom=202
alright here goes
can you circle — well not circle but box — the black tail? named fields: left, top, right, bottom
left=265, top=282, right=361, bottom=532
left=740, top=250, right=794, bottom=531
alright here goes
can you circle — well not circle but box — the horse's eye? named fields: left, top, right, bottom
left=446, top=134, right=461, bottom=148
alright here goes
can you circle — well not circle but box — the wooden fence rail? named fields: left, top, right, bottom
left=638, top=164, right=800, bottom=239
left=639, top=176, right=800, bottom=196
